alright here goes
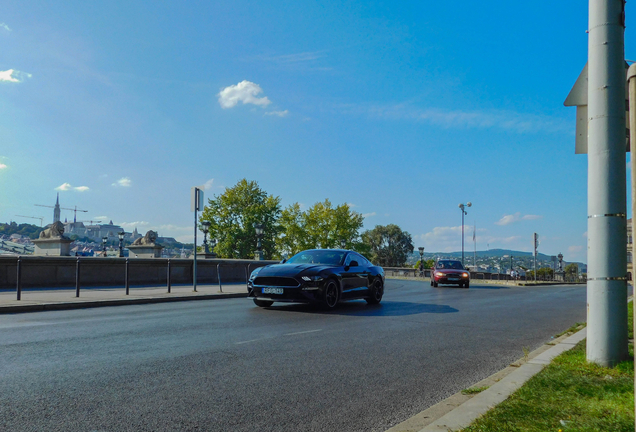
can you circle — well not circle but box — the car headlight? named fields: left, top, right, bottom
left=435, top=272, right=445, bottom=277
left=301, top=275, right=323, bottom=282
left=462, top=273, right=469, bottom=278
left=249, top=267, right=264, bottom=280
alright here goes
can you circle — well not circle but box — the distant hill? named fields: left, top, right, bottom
left=0, top=222, right=44, bottom=239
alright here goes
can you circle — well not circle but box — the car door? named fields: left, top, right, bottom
left=341, top=253, right=362, bottom=298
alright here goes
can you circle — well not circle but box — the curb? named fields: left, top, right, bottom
left=0, top=292, right=248, bottom=314
left=417, top=328, right=587, bottom=432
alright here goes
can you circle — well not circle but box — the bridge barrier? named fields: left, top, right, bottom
left=0, top=256, right=275, bottom=291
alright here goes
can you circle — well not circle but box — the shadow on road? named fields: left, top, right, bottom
left=265, top=300, right=458, bottom=317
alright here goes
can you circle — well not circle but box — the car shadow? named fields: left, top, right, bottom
left=266, top=300, right=458, bottom=317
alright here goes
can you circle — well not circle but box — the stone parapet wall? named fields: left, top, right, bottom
left=0, top=256, right=276, bottom=289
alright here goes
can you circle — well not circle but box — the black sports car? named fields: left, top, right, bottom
left=247, top=249, right=385, bottom=308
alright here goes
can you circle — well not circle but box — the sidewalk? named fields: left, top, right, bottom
left=0, top=283, right=249, bottom=313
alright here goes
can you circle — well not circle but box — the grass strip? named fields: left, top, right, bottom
left=461, top=301, right=634, bottom=432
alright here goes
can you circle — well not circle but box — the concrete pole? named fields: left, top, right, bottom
left=627, top=63, right=636, bottom=426
left=586, top=0, right=628, bottom=367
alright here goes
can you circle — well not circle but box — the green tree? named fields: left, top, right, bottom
left=361, top=224, right=414, bottom=267
left=564, top=263, right=578, bottom=277
left=278, top=199, right=365, bottom=256
left=200, top=179, right=282, bottom=259
left=414, top=259, right=435, bottom=270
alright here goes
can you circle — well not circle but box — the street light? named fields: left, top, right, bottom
left=201, top=221, right=211, bottom=254
left=102, top=237, right=108, bottom=257
left=458, top=202, right=472, bottom=265
left=118, top=232, right=125, bottom=257
left=418, top=247, right=425, bottom=276
left=253, top=223, right=264, bottom=260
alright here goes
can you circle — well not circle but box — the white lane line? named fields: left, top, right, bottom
left=284, top=329, right=323, bottom=336
left=235, top=338, right=266, bottom=345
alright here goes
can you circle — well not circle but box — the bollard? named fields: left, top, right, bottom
left=75, top=257, right=81, bottom=297
left=125, top=258, right=130, bottom=295
left=217, top=263, right=223, bottom=293
left=16, top=257, right=22, bottom=301
left=167, top=259, right=172, bottom=293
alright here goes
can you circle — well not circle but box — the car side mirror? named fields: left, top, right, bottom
left=280, top=258, right=287, bottom=264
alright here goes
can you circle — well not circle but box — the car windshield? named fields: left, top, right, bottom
left=437, top=260, right=463, bottom=270
left=286, top=250, right=346, bottom=265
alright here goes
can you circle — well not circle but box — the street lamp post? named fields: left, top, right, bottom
left=458, top=202, right=472, bottom=265
left=118, top=232, right=125, bottom=258
left=201, top=221, right=211, bottom=255
left=253, top=223, right=264, bottom=260
left=418, top=247, right=424, bottom=277
left=102, top=237, right=108, bottom=257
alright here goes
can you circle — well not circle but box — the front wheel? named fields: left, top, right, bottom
left=324, top=279, right=340, bottom=308
left=464, top=281, right=470, bottom=289
left=432, top=281, right=438, bottom=287
left=254, top=299, right=274, bottom=307
left=366, top=278, right=384, bottom=304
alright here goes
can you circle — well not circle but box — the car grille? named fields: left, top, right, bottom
left=253, top=277, right=300, bottom=287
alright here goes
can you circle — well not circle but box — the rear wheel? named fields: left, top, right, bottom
left=366, top=278, right=384, bottom=304
left=324, top=279, right=340, bottom=308
left=253, top=299, right=274, bottom=307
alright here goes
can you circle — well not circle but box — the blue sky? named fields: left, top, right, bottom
left=1, top=0, right=632, bottom=263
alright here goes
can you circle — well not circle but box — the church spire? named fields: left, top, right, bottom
left=53, top=193, right=61, bottom=223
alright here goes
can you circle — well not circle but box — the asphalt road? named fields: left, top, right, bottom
left=0, top=280, right=587, bottom=432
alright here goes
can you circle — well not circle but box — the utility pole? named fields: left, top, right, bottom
left=586, top=0, right=628, bottom=367
left=533, top=233, right=538, bottom=283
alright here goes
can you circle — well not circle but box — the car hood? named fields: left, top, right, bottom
left=256, top=263, right=336, bottom=277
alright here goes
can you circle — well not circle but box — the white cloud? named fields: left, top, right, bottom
left=218, top=80, right=271, bottom=109
left=0, top=163, right=7, bottom=169
left=346, top=203, right=357, bottom=208
left=203, top=178, right=214, bottom=190
left=568, top=245, right=583, bottom=253
left=265, top=110, right=289, bottom=117
left=495, top=212, right=543, bottom=226
left=420, top=225, right=524, bottom=252
left=112, top=177, right=131, bottom=187
left=55, top=183, right=72, bottom=191
left=362, top=212, right=376, bottom=218
left=0, top=69, right=31, bottom=83
left=120, top=221, right=150, bottom=229
left=583, top=231, right=588, bottom=238
left=54, top=183, right=89, bottom=192
left=94, top=216, right=109, bottom=221
left=0, top=23, right=10, bottom=32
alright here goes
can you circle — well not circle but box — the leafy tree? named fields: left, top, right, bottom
left=361, top=224, right=414, bottom=267
left=414, top=259, right=435, bottom=270
left=200, top=179, right=282, bottom=259
left=278, top=200, right=365, bottom=257
left=565, top=263, right=578, bottom=277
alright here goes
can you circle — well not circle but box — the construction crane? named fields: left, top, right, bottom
left=35, top=203, right=88, bottom=222
left=15, top=215, right=45, bottom=227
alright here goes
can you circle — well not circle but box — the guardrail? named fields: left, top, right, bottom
left=1, top=256, right=275, bottom=298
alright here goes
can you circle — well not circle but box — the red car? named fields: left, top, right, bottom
left=431, top=259, right=470, bottom=288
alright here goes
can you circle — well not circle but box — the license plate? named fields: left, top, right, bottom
left=262, top=287, right=284, bottom=294
left=448, top=277, right=459, bottom=281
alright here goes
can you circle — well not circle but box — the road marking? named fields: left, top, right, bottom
left=284, top=329, right=322, bottom=336
left=235, top=338, right=266, bottom=345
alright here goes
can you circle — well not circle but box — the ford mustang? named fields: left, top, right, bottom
left=247, top=249, right=385, bottom=308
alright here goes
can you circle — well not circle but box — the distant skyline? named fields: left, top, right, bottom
left=2, top=1, right=635, bottom=263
